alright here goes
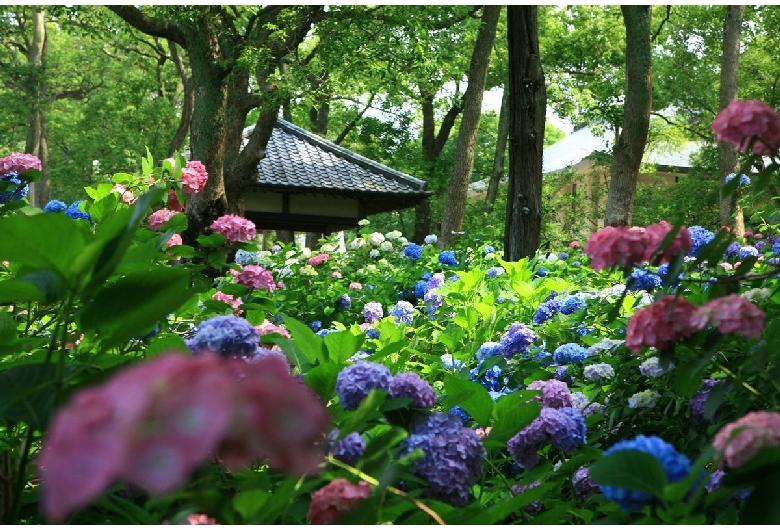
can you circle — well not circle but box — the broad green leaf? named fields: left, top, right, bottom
left=0, top=363, right=59, bottom=428
left=588, top=449, right=668, bottom=499
left=0, top=312, right=16, bottom=343
left=304, top=363, right=341, bottom=402
left=79, top=266, right=196, bottom=350
left=442, top=374, right=493, bottom=427
left=338, top=389, right=387, bottom=435
left=281, top=315, right=327, bottom=364
left=324, top=330, right=364, bottom=363
left=233, top=489, right=270, bottom=522
left=145, top=333, right=189, bottom=356
left=197, top=232, right=227, bottom=248
left=487, top=396, right=541, bottom=446
left=0, top=279, right=45, bottom=304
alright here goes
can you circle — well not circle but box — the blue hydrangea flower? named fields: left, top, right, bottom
left=400, top=412, right=485, bottom=507
left=533, top=298, right=561, bottom=325
left=688, top=226, right=715, bottom=257
left=535, top=267, right=549, bottom=277
left=424, top=234, right=438, bottom=245
left=725, top=241, right=742, bottom=257
left=553, top=343, right=589, bottom=365
left=389, top=372, right=436, bottom=407
left=627, top=269, right=662, bottom=291
left=414, top=280, right=429, bottom=299
left=363, top=301, right=384, bottom=323
left=475, top=341, right=502, bottom=363
left=309, top=320, right=322, bottom=332
left=657, top=263, right=682, bottom=288
left=426, top=273, right=446, bottom=290
left=599, top=435, right=691, bottom=512
left=185, top=315, right=261, bottom=358
left=470, top=362, right=504, bottom=393
left=326, top=430, right=366, bottom=467
left=483, top=245, right=495, bottom=254
left=739, top=245, right=759, bottom=258
left=389, top=300, right=415, bottom=325
left=559, top=251, right=569, bottom=260
left=337, top=293, right=352, bottom=311
left=486, top=266, right=505, bottom=278
left=560, top=294, right=587, bottom=315
left=403, top=243, right=423, bottom=261
left=65, top=200, right=92, bottom=223
left=724, top=173, right=751, bottom=186
left=366, top=327, right=380, bottom=340
left=43, top=199, right=68, bottom=213
left=554, top=365, right=573, bottom=384
left=438, top=251, right=459, bottom=266
left=440, top=354, right=464, bottom=370
left=756, top=241, right=767, bottom=252
left=499, top=323, right=537, bottom=359
left=423, top=291, right=443, bottom=315
left=317, top=328, right=332, bottom=338
left=773, top=239, right=780, bottom=255
left=335, top=361, right=392, bottom=410
left=234, top=249, right=259, bottom=265
left=0, top=172, right=29, bottom=204
left=448, top=405, right=471, bottom=425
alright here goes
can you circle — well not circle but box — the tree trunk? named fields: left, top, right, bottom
left=484, top=87, right=510, bottom=214
left=412, top=197, right=431, bottom=244
left=438, top=5, right=501, bottom=248
left=503, top=6, right=546, bottom=261
left=603, top=6, right=652, bottom=228
left=25, top=7, right=50, bottom=208
left=717, top=5, right=745, bottom=236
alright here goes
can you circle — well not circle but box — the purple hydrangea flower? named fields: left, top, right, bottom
left=363, top=301, right=384, bottom=323
left=335, top=361, right=392, bottom=410
left=572, top=466, right=600, bottom=499
left=756, top=240, right=767, bottom=252
left=401, top=412, right=485, bottom=506
left=533, top=299, right=561, bottom=325
left=185, top=315, right=260, bottom=358
left=326, top=430, right=366, bottom=466
left=527, top=379, right=573, bottom=409
left=706, top=469, right=725, bottom=493
left=337, top=293, right=352, bottom=311
left=553, top=343, right=589, bottom=365
left=389, top=300, right=415, bottom=325
left=426, top=273, right=446, bottom=290
left=739, top=245, right=759, bottom=258
left=499, top=323, right=538, bottom=358
left=598, top=435, right=691, bottom=512
left=690, top=378, right=719, bottom=423
left=511, top=481, right=542, bottom=514
left=559, top=252, right=569, bottom=260
left=507, top=407, right=587, bottom=469
left=389, top=372, right=436, bottom=408
left=554, top=365, right=573, bottom=385
left=423, top=291, right=443, bottom=314
left=725, top=241, right=742, bottom=257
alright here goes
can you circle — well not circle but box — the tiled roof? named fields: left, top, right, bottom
left=246, top=119, right=429, bottom=196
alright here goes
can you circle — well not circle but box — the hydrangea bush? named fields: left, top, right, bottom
left=2, top=100, right=780, bottom=524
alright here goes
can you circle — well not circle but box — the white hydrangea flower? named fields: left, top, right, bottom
left=379, top=240, right=394, bottom=252
left=369, top=249, right=380, bottom=259
left=639, top=356, right=673, bottom=378
left=285, top=250, right=297, bottom=259
left=628, top=390, right=661, bottom=409
left=398, top=236, right=408, bottom=246
left=350, top=238, right=366, bottom=250
left=365, top=264, right=378, bottom=273
left=256, top=250, right=274, bottom=268
left=358, top=219, right=371, bottom=226
left=742, top=287, right=770, bottom=303
left=321, top=243, right=336, bottom=253
left=424, top=234, right=438, bottom=245
left=284, top=258, right=299, bottom=266
left=583, top=363, right=615, bottom=382
left=385, top=230, right=403, bottom=240
left=377, top=258, right=390, bottom=268
left=299, top=247, right=312, bottom=258
left=368, top=232, right=385, bottom=247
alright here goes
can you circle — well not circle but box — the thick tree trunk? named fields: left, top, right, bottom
left=25, top=7, right=50, bottom=208
left=484, top=87, right=510, bottom=214
left=504, top=6, right=546, bottom=261
left=603, top=6, right=652, bottom=228
left=438, top=5, right=501, bottom=248
left=717, top=5, right=745, bottom=236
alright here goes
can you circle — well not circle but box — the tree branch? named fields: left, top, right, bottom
left=650, top=112, right=712, bottom=142
left=651, top=5, right=672, bottom=42
left=334, top=92, right=377, bottom=145
left=105, top=6, right=187, bottom=47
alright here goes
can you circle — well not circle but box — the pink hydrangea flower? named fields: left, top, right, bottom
left=475, top=426, right=493, bottom=440
left=713, top=411, right=780, bottom=469
left=643, top=221, right=692, bottom=264
left=38, top=353, right=329, bottom=523
left=230, top=265, right=275, bottom=292
left=331, top=271, right=342, bottom=279
left=210, top=215, right=256, bottom=243
left=110, top=184, right=136, bottom=204
left=307, top=478, right=372, bottom=525
left=166, top=233, right=183, bottom=248
left=212, top=291, right=242, bottom=314
left=308, top=253, right=330, bottom=266
left=585, top=226, right=649, bottom=271
left=698, top=294, right=765, bottom=339
left=181, top=160, right=208, bottom=194
left=168, top=189, right=184, bottom=212
left=149, top=209, right=179, bottom=231
left=569, top=240, right=580, bottom=249
left=0, top=152, right=42, bottom=174
left=255, top=319, right=291, bottom=339
left=712, top=100, right=780, bottom=156
left=626, top=296, right=708, bottom=354
left=348, top=282, right=363, bottom=290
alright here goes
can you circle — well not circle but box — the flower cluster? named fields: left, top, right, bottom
left=65, top=200, right=92, bottom=223
left=363, top=301, right=384, bottom=323
left=639, top=356, right=673, bottom=378
left=713, top=411, right=780, bottom=469
left=597, top=435, right=690, bottom=512
left=486, top=266, right=505, bottom=278
left=698, top=294, right=765, bottom=339
left=712, top=99, right=780, bottom=156
left=526, top=379, right=573, bottom=409
left=210, top=215, right=256, bottom=242
left=336, top=293, right=352, bottom=311
left=559, top=294, right=587, bottom=315
left=553, top=343, right=589, bottom=365
left=626, top=296, right=707, bottom=353
left=499, top=322, right=538, bottom=358
left=400, top=412, right=485, bottom=507
left=511, top=481, right=542, bottom=514
left=38, top=353, right=329, bottom=522
left=628, top=389, right=661, bottom=409
left=724, top=173, right=751, bottom=186
left=307, top=478, right=372, bottom=525
left=403, top=243, right=423, bottom=261
left=626, top=269, right=662, bottom=291
left=687, top=225, right=715, bottom=257
left=438, top=250, right=459, bottom=266
left=230, top=265, right=275, bottom=292
left=583, top=363, right=615, bottom=382
left=148, top=209, right=179, bottom=231
left=212, top=291, right=242, bottom=314
left=185, top=315, right=261, bottom=358
left=324, top=430, right=366, bottom=467
left=335, top=361, right=392, bottom=410
left=388, top=372, right=436, bottom=408
left=307, top=253, right=330, bottom=266
left=388, top=300, right=415, bottom=325
left=585, top=222, right=692, bottom=271
left=690, top=379, right=719, bottom=424
left=507, top=407, right=587, bottom=469
left=0, top=152, right=41, bottom=174
left=533, top=298, right=561, bottom=325
left=0, top=172, right=28, bottom=204
left=181, top=160, right=208, bottom=194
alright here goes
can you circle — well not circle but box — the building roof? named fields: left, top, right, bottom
left=247, top=119, right=429, bottom=197
left=542, top=125, right=703, bottom=174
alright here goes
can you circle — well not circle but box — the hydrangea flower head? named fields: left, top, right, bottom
left=527, top=379, right=573, bottom=409
left=533, top=298, right=561, bottom=325
left=335, top=361, right=392, bottom=410
left=499, top=322, right=537, bottom=358
left=363, top=302, right=383, bottom=323
left=739, top=245, right=759, bottom=259
left=511, top=481, right=542, bottom=514
left=325, top=430, right=366, bottom=467
left=336, top=293, right=352, bottom=311
left=598, top=435, right=691, bottom=512
left=627, top=269, right=662, bottom=291
left=483, top=245, right=495, bottom=254
left=628, top=389, right=661, bottom=409
left=210, top=215, right=256, bottom=242
left=698, top=294, right=765, bottom=339
left=438, top=250, right=459, bottom=266
left=553, top=343, right=589, bottom=365
left=486, top=266, right=505, bottom=278
left=403, top=243, right=423, bottom=261
left=307, top=478, right=372, bottom=525
left=639, top=356, right=673, bottom=378
left=43, top=199, right=67, bottom=213
left=687, top=225, right=716, bottom=257
left=507, top=407, right=586, bottom=469
left=0, top=152, right=42, bottom=174
left=712, top=99, right=780, bottom=156
left=440, top=354, right=464, bottom=370
left=724, top=173, right=751, bottom=186
left=389, top=372, right=436, bottom=408
left=234, top=249, right=259, bottom=265
left=626, top=296, right=707, bottom=353
left=388, top=300, right=415, bottom=325
left=185, top=315, right=261, bottom=358
left=424, top=234, right=438, bottom=245
left=712, top=411, right=780, bottom=468
left=690, top=379, right=718, bottom=424
left=148, top=209, right=178, bottom=231
left=65, top=200, right=92, bottom=223
left=307, top=253, right=329, bottom=266
left=475, top=341, right=502, bottom=363
left=181, top=160, right=208, bottom=194
left=583, top=363, right=615, bottom=382
left=230, top=265, right=275, bottom=292
left=572, top=467, right=600, bottom=499
left=0, top=172, right=28, bottom=204
left=400, top=412, right=485, bottom=506
left=724, top=241, right=742, bottom=257
left=367, top=232, right=385, bottom=246
left=560, top=294, right=587, bottom=315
